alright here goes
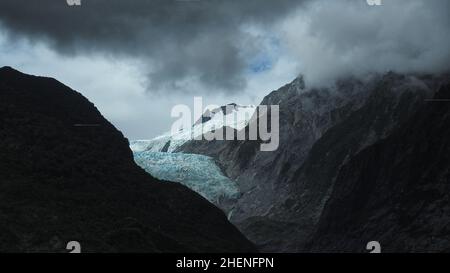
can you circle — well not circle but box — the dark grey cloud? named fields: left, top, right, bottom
left=0, top=0, right=305, bottom=93
left=1, top=0, right=449, bottom=94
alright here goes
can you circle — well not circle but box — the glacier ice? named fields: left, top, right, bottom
left=133, top=151, right=239, bottom=204
left=131, top=103, right=253, bottom=208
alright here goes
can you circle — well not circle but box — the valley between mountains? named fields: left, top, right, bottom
left=1, top=66, right=449, bottom=253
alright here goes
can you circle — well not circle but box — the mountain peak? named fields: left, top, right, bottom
left=292, top=75, right=306, bottom=90
left=0, top=66, right=19, bottom=74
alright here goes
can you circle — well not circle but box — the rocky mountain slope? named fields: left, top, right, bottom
left=179, top=72, right=448, bottom=252
left=310, top=80, right=450, bottom=252
left=0, top=66, right=256, bottom=253
left=274, top=73, right=442, bottom=252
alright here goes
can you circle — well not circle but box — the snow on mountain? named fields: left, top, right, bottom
left=133, top=151, right=240, bottom=206
left=130, top=103, right=256, bottom=153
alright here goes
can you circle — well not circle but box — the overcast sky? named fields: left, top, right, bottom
left=0, top=0, right=449, bottom=139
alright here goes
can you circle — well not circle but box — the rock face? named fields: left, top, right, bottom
left=179, top=72, right=449, bottom=252
left=310, top=81, right=450, bottom=253
left=0, top=67, right=256, bottom=253
left=180, top=76, right=369, bottom=221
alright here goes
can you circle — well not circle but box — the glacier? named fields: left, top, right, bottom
left=133, top=151, right=240, bottom=205
left=131, top=103, right=254, bottom=209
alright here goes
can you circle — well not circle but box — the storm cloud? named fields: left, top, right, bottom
left=0, top=0, right=449, bottom=92
left=0, top=0, right=305, bottom=93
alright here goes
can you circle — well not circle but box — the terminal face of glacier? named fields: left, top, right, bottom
left=133, top=151, right=240, bottom=205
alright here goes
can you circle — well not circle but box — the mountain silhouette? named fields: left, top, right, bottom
left=0, top=66, right=255, bottom=253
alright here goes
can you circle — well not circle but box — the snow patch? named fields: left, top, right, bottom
left=130, top=104, right=256, bottom=153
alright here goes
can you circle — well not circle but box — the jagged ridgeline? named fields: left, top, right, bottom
left=178, top=72, right=450, bottom=252
left=0, top=67, right=256, bottom=253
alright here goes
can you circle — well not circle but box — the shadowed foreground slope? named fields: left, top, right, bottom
left=0, top=66, right=256, bottom=253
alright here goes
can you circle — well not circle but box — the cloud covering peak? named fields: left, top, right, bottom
left=0, top=0, right=449, bottom=138
left=280, top=0, right=450, bottom=86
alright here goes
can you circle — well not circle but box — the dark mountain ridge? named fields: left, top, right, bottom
left=0, top=66, right=256, bottom=252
